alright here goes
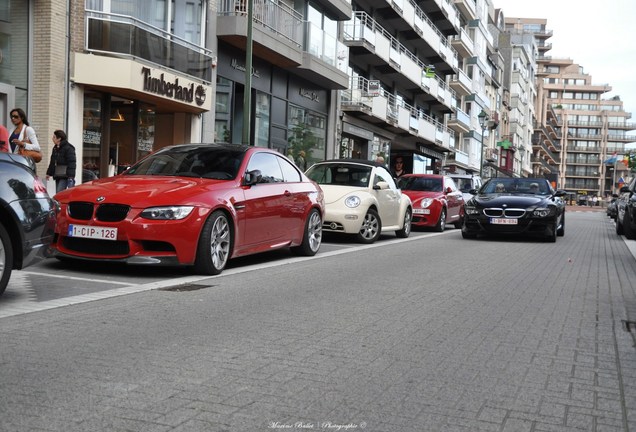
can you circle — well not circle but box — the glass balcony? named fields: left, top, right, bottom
left=85, top=10, right=214, bottom=83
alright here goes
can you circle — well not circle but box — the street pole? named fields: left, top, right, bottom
left=612, top=159, right=617, bottom=194
left=242, top=0, right=254, bottom=145
left=478, top=110, right=488, bottom=178
left=479, top=130, right=485, bottom=178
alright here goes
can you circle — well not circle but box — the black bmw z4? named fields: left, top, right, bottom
left=462, top=178, right=567, bottom=242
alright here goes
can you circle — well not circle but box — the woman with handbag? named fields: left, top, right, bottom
left=46, top=130, right=77, bottom=193
left=9, top=108, right=41, bottom=161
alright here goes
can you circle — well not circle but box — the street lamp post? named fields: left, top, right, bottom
left=478, top=109, right=489, bottom=178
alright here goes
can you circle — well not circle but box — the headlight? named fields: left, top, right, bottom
left=532, top=207, right=554, bottom=217
left=465, top=206, right=479, bottom=215
left=345, top=196, right=361, bottom=208
left=140, top=206, right=194, bottom=220
left=419, top=198, right=433, bottom=208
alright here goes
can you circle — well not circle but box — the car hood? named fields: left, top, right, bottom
left=401, top=190, right=443, bottom=202
left=54, top=175, right=231, bottom=207
left=318, top=185, right=369, bottom=204
left=470, top=194, right=554, bottom=207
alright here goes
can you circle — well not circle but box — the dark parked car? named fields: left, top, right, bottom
left=462, top=178, right=567, bottom=242
left=0, top=152, right=57, bottom=295
left=606, top=194, right=619, bottom=219
left=616, top=179, right=636, bottom=238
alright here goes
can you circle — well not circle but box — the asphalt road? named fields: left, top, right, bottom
left=1, top=210, right=635, bottom=432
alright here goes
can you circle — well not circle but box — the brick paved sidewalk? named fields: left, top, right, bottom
left=0, top=212, right=634, bottom=432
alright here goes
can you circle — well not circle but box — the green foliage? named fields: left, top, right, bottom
left=288, top=122, right=316, bottom=162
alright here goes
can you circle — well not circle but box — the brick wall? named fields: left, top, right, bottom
left=31, top=1, right=69, bottom=175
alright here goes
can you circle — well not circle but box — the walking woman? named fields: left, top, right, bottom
left=46, top=130, right=77, bottom=193
left=9, top=108, right=41, bottom=159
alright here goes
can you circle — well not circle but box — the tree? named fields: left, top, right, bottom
left=288, top=122, right=317, bottom=165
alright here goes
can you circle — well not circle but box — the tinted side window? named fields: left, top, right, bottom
left=278, top=156, right=302, bottom=182
left=246, top=152, right=283, bottom=183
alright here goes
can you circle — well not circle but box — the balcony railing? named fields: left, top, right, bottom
left=305, top=21, right=348, bottom=72
left=218, top=0, right=303, bottom=47
left=341, top=75, right=455, bottom=149
left=85, top=10, right=214, bottom=82
left=343, top=12, right=456, bottom=107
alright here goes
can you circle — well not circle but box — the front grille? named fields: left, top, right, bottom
left=63, top=237, right=130, bottom=255
left=323, top=221, right=344, bottom=231
left=483, top=208, right=526, bottom=218
left=68, top=202, right=94, bottom=220
left=140, top=240, right=175, bottom=252
left=96, top=204, right=130, bottom=222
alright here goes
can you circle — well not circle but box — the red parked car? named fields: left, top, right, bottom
left=396, top=174, right=464, bottom=231
left=52, top=143, right=324, bottom=275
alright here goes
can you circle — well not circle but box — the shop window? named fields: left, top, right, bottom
left=82, top=93, right=104, bottom=180
left=254, top=91, right=270, bottom=148
left=288, top=104, right=326, bottom=164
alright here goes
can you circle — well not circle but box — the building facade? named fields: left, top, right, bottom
left=7, top=0, right=635, bottom=198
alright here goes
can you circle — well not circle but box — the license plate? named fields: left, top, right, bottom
left=413, top=209, right=430, bottom=215
left=490, top=218, right=518, bottom=225
left=68, top=224, right=118, bottom=241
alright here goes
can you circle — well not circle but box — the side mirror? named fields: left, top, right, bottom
left=468, top=188, right=478, bottom=195
left=373, top=181, right=390, bottom=190
left=620, top=186, right=630, bottom=193
left=243, top=169, right=262, bottom=186
left=445, top=186, right=453, bottom=194
left=554, top=190, right=568, bottom=197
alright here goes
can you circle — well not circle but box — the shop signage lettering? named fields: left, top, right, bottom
left=141, top=67, right=202, bottom=105
left=83, top=130, right=101, bottom=144
left=230, top=59, right=261, bottom=78
left=299, top=88, right=319, bottom=102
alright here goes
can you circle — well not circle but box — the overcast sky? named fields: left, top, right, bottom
left=493, top=0, right=636, bottom=118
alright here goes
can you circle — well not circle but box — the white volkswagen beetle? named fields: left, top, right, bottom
left=306, top=159, right=412, bottom=243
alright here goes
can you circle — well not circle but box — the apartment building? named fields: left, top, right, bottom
left=498, top=16, right=541, bottom=179
left=538, top=57, right=635, bottom=200
left=502, top=17, right=635, bottom=199
left=338, top=0, right=461, bottom=174
left=442, top=0, right=504, bottom=179
left=9, top=0, right=351, bottom=183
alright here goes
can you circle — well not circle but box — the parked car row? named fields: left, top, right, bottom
left=0, top=143, right=573, bottom=296
left=615, top=177, right=636, bottom=239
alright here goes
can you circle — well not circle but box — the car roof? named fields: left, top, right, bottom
left=313, top=158, right=385, bottom=168
left=161, top=143, right=251, bottom=152
left=401, top=174, right=444, bottom=178
left=448, top=174, right=478, bottom=178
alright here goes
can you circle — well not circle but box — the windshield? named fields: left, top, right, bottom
left=124, top=146, right=245, bottom=180
left=482, top=179, right=550, bottom=195
left=453, top=178, right=474, bottom=192
left=306, top=164, right=372, bottom=187
left=397, top=176, right=443, bottom=192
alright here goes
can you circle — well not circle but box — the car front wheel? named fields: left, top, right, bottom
left=617, top=213, right=624, bottom=235
left=395, top=208, right=412, bottom=238
left=625, top=209, right=636, bottom=240
left=195, top=211, right=232, bottom=275
left=0, top=223, right=13, bottom=296
left=557, top=214, right=565, bottom=237
left=356, top=209, right=381, bottom=244
left=434, top=208, right=446, bottom=232
left=291, top=208, right=322, bottom=256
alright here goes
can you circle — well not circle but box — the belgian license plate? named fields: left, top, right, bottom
left=490, top=218, right=517, bottom=225
left=68, top=224, right=118, bottom=241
